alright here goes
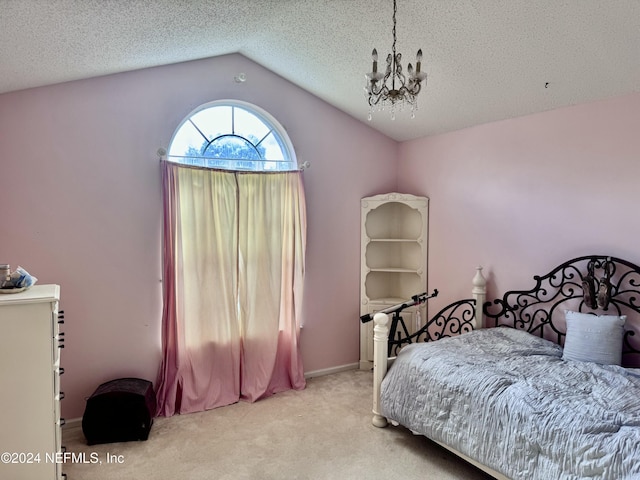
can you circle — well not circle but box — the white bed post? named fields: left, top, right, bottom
left=372, top=312, right=389, bottom=427
left=472, top=266, right=487, bottom=329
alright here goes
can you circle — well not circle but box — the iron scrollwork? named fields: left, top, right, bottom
left=377, top=255, right=640, bottom=364
left=387, top=298, right=476, bottom=356
left=483, top=255, right=640, bottom=360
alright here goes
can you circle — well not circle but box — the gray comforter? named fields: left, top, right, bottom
left=380, top=328, right=640, bottom=480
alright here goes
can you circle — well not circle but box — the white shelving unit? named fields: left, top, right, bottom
left=360, top=193, right=428, bottom=369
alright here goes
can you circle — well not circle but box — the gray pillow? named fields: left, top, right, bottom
left=562, top=310, right=626, bottom=365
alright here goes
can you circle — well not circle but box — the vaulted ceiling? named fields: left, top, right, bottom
left=2, top=0, right=639, bottom=141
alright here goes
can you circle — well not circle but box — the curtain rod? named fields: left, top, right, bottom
left=156, top=148, right=310, bottom=171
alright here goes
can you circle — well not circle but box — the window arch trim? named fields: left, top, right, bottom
left=167, top=99, right=298, bottom=171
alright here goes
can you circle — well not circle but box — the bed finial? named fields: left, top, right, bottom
left=472, top=266, right=487, bottom=329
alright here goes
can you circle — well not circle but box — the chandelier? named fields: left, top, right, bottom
left=365, top=0, right=427, bottom=120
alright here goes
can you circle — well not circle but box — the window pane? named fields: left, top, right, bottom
left=168, top=121, right=207, bottom=157
left=191, top=106, right=232, bottom=141
left=260, top=132, right=286, bottom=161
left=234, top=107, right=270, bottom=142
left=204, top=136, right=260, bottom=160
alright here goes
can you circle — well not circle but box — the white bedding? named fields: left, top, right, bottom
left=380, top=328, right=640, bottom=480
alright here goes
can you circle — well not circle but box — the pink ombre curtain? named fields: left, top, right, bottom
left=155, top=161, right=306, bottom=416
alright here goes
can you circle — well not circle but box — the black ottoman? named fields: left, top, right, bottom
left=82, top=378, right=156, bottom=445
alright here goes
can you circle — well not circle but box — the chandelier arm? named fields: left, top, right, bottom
left=409, top=81, right=423, bottom=96
left=394, top=55, right=408, bottom=89
left=369, top=82, right=391, bottom=106
left=368, top=66, right=392, bottom=97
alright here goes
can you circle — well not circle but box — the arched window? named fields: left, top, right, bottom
left=167, top=100, right=297, bottom=171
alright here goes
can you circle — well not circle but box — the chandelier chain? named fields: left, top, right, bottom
left=391, top=0, right=397, bottom=90
left=392, top=0, right=397, bottom=55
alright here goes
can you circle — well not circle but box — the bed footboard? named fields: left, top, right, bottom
left=372, top=267, right=487, bottom=427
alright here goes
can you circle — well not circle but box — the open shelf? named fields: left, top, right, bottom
left=365, top=240, right=422, bottom=271
left=365, top=201, right=424, bottom=240
left=365, top=271, right=423, bottom=302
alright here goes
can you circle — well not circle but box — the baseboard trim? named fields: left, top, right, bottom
left=304, top=363, right=358, bottom=379
left=62, top=365, right=358, bottom=431
left=62, top=417, right=82, bottom=431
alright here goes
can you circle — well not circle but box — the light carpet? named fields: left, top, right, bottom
left=62, top=369, right=493, bottom=480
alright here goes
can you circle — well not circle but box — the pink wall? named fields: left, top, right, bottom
left=398, top=92, right=640, bottom=315
left=0, top=54, right=398, bottom=418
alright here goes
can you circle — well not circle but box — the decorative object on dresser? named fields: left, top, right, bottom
left=0, top=264, right=38, bottom=292
left=360, top=192, right=428, bottom=370
left=0, top=263, right=10, bottom=285
left=371, top=255, right=640, bottom=480
left=0, top=285, right=65, bottom=480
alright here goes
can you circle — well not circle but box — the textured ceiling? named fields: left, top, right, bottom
left=1, top=0, right=639, bottom=141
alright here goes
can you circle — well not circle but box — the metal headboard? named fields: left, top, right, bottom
left=483, top=255, right=640, bottom=360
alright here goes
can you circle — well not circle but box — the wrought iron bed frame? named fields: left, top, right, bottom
left=369, top=254, right=640, bottom=480
left=373, top=255, right=640, bottom=427
left=371, top=255, right=640, bottom=421
left=378, top=255, right=640, bottom=362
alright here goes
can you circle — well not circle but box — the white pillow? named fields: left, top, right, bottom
left=562, top=310, right=626, bottom=365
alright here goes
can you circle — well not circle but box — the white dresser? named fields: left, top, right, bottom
left=0, top=285, right=65, bottom=480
